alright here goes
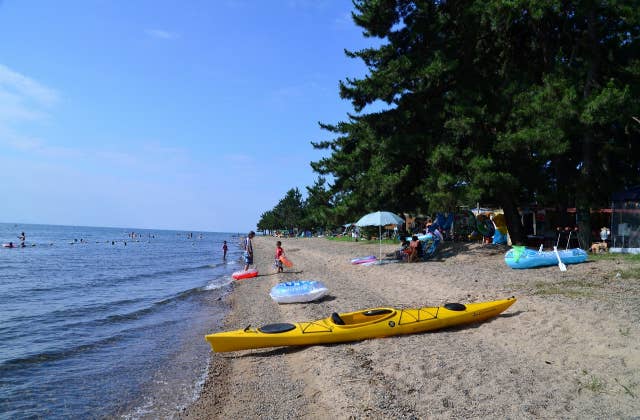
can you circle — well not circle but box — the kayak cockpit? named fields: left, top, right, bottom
left=258, top=323, right=297, bottom=334
left=331, top=308, right=396, bottom=327
left=443, top=303, right=466, bottom=311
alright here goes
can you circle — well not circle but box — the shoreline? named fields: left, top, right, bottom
left=182, top=236, right=639, bottom=418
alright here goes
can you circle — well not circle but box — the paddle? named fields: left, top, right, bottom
left=553, top=246, right=567, bottom=272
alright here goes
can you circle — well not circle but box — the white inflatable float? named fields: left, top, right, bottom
left=269, top=280, right=329, bottom=303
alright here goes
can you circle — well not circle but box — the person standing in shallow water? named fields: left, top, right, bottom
left=222, top=241, right=228, bottom=259
left=243, top=231, right=255, bottom=271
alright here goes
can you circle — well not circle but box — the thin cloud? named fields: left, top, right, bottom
left=0, top=64, right=60, bottom=155
left=0, top=64, right=59, bottom=107
left=0, top=64, right=59, bottom=133
left=145, top=29, right=180, bottom=40
left=0, top=129, right=83, bottom=160
left=0, top=91, right=48, bottom=121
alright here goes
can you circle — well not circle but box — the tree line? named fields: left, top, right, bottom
left=256, top=179, right=337, bottom=234
left=259, top=0, right=640, bottom=245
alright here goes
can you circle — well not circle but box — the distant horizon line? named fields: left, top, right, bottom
left=0, top=221, right=251, bottom=234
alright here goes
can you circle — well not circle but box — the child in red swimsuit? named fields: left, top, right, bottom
left=274, top=241, right=284, bottom=273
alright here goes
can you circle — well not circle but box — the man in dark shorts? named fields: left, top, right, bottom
left=243, top=231, right=255, bottom=271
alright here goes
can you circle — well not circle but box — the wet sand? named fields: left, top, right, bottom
left=182, top=236, right=640, bottom=419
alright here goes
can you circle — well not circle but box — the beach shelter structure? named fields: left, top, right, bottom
left=355, top=211, right=404, bottom=260
left=611, top=186, right=640, bottom=251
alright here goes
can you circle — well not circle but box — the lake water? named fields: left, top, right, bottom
left=0, top=223, right=242, bottom=419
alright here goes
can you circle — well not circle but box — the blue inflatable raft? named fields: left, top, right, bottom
left=269, top=280, right=329, bottom=303
left=504, top=247, right=588, bottom=269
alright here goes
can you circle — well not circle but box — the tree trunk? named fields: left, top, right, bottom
left=575, top=6, right=599, bottom=250
left=576, top=207, right=591, bottom=250
left=576, top=129, right=594, bottom=249
left=498, top=193, right=525, bottom=245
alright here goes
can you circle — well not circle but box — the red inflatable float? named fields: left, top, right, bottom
left=279, top=256, right=293, bottom=268
left=232, top=268, right=258, bottom=280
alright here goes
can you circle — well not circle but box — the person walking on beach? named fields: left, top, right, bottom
left=243, top=231, right=255, bottom=271
left=274, top=241, right=284, bottom=273
left=222, top=241, right=228, bottom=259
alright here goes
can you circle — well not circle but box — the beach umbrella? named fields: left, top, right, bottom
left=355, top=211, right=404, bottom=260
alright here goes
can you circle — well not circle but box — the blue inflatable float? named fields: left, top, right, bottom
left=504, top=246, right=587, bottom=269
left=269, top=280, right=329, bottom=303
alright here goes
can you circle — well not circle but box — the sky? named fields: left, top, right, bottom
left=0, top=0, right=378, bottom=233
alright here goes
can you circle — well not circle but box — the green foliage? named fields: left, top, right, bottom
left=256, top=210, right=279, bottom=232
left=257, top=178, right=340, bottom=233
left=260, top=1, right=640, bottom=242
left=580, top=82, right=631, bottom=126
left=257, top=188, right=304, bottom=232
left=302, top=177, right=336, bottom=230
left=577, top=372, right=606, bottom=394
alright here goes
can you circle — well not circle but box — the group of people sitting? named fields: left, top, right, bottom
left=397, top=236, right=423, bottom=262
left=395, top=221, right=445, bottom=262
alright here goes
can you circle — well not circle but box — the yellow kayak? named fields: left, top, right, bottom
left=205, top=297, right=516, bottom=352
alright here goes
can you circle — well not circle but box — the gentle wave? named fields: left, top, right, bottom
left=154, top=278, right=233, bottom=306
left=82, top=280, right=232, bottom=327
left=94, top=262, right=227, bottom=286
left=0, top=280, right=233, bottom=342
left=0, top=332, right=129, bottom=370
left=0, top=298, right=146, bottom=335
left=204, top=277, right=234, bottom=290
left=0, top=316, right=192, bottom=374
left=0, top=224, right=237, bottom=419
left=0, top=262, right=227, bottom=299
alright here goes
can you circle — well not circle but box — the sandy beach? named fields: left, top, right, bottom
left=182, top=236, right=639, bottom=419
